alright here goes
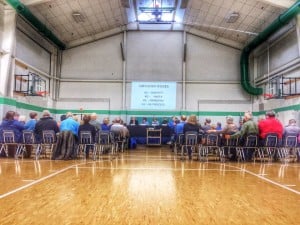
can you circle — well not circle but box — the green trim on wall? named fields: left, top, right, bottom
left=0, top=97, right=17, bottom=106
left=0, top=97, right=299, bottom=117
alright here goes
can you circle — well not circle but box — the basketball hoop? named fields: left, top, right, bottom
left=36, top=91, right=48, bottom=97
left=263, top=93, right=273, bottom=99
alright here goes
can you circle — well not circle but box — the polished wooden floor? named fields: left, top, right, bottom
left=0, top=146, right=299, bottom=225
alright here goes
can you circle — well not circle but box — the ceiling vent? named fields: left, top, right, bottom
left=225, top=11, right=240, bottom=23
left=72, top=12, right=85, bottom=23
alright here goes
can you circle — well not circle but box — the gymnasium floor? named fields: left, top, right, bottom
left=0, top=146, right=299, bottom=225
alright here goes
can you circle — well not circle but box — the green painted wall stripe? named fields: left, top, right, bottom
left=0, top=97, right=299, bottom=116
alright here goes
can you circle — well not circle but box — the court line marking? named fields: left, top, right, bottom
left=226, top=164, right=300, bottom=195
left=0, top=162, right=86, bottom=199
left=72, top=166, right=241, bottom=172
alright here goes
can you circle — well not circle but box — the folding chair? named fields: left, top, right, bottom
left=221, top=137, right=239, bottom=163
left=181, top=131, right=198, bottom=160
left=1, top=130, right=20, bottom=158
left=199, top=133, right=221, bottom=162
left=173, top=133, right=184, bottom=155
left=37, top=130, right=56, bottom=160
left=236, top=134, right=258, bottom=162
left=279, top=134, right=298, bottom=163
left=95, top=131, right=113, bottom=157
left=111, top=131, right=126, bottom=153
left=16, top=130, right=40, bottom=159
left=77, top=131, right=95, bottom=160
left=257, top=133, right=278, bottom=162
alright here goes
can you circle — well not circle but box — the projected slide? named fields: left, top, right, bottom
left=131, top=82, right=176, bottom=110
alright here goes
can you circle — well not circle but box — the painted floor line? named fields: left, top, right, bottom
left=0, top=162, right=85, bottom=199
left=227, top=164, right=300, bottom=195
left=72, top=166, right=241, bottom=172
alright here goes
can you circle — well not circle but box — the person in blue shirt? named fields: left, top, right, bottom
left=60, top=112, right=79, bottom=137
left=0, top=111, right=24, bottom=142
left=216, top=122, right=222, bottom=131
left=24, top=112, right=38, bottom=131
left=101, top=117, right=110, bottom=131
left=175, top=115, right=187, bottom=135
left=141, top=117, right=149, bottom=126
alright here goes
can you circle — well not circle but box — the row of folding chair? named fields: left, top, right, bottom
left=0, top=130, right=56, bottom=160
left=0, top=129, right=130, bottom=160
left=76, top=130, right=128, bottom=160
left=176, top=132, right=223, bottom=162
left=173, top=132, right=299, bottom=163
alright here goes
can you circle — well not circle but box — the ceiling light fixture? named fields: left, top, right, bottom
left=72, top=12, right=85, bottom=23
left=225, top=11, right=240, bottom=23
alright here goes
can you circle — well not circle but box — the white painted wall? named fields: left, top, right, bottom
left=60, top=31, right=248, bottom=113
left=186, top=34, right=240, bottom=81
left=126, top=31, right=183, bottom=81
left=186, top=83, right=251, bottom=112
left=58, top=82, right=121, bottom=110
left=15, top=29, right=51, bottom=74
left=61, top=34, right=123, bottom=80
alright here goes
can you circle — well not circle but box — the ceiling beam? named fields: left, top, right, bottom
left=259, top=0, right=295, bottom=8
left=20, top=0, right=52, bottom=6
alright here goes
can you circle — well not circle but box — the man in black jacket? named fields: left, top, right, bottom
left=34, top=110, right=59, bottom=142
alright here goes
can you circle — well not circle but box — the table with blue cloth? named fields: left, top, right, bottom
left=127, top=125, right=173, bottom=148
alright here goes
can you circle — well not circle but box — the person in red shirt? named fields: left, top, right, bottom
left=258, top=110, right=283, bottom=139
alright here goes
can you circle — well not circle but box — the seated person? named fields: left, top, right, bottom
left=89, top=113, right=101, bottom=132
left=54, top=112, right=80, bottom=160
left=101, top=117, right=110, bottom=131
left=161, top=117, right=169, bottom=125
left=78, top=114, right=96, bottom=158
left=284, top=119, right=300, bottom=136
left=216, top=122, right=222, bottom=131
left=24, top=112, right=38, bottom=131
left=110, top=117, right=129, bottom=138
left=202, top=118, right=212, bottom=133
left=151, top=117, right=160, bottom=126
left=168, top=116, right=178, bottom=129
left=140, top=117, right=149, bottom=126
left=0, top=111, right=24, bottom=157
left=34, top=110, right=59, bottom=142
left=258, top=110, right=283, bottom=143
left=230, top=112, right=258, bottom=161
left=129, top=117, right=139, bottom=126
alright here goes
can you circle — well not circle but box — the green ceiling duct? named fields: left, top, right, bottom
left=5, top=0, right=66, bottom=50
left=240, top=0, right=300, bottom=96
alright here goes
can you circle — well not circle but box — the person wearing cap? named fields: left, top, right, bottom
left=258, top=110, right=283, bottom=140
left=34, top=110, right=59, bottom=142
